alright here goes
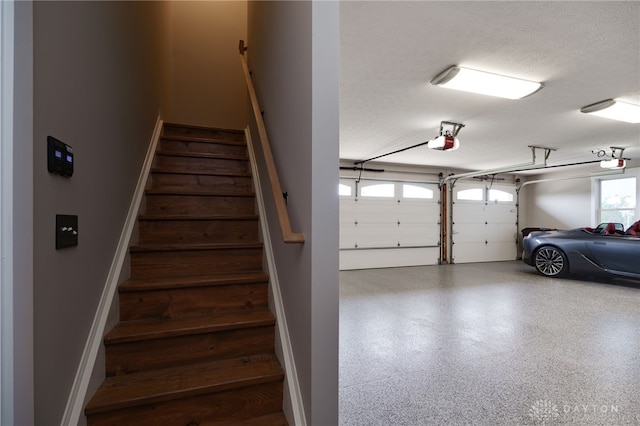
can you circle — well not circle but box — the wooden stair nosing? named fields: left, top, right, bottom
left=214, top=412, right=288, bottom=426
left=104, top=309, right=276, bottom=344
left=137, top=213, right=259, bottom=222
left=85, top=353, right=283, bottom=416
left=155, top=150, right=249, bottom=162
left=150, top=168, right=252, bottom=178
left=130, top=242, right=263, bottom=253
left=144, top=188, right=255, bottom=197
left=160, top=134, right=247, bottom=146
left=119, top=271, right=269, bottom=293
left=162, top=122, right=244, bottom=135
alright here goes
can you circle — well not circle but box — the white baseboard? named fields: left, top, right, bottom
left=245, top=127, right=306, bottom=426
left=61, top=115, right=163, bottom=426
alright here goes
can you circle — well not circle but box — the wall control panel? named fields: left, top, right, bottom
left=47, top=136, right=74, bottom=177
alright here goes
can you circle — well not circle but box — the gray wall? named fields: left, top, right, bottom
left=166, top=1, right=248, bottom=129
left=12, top=2, right=35, bottom=425
left=32, top=2, right=170, bottom=423
left=522, top=170, right=595, bottom=230
left=247, top=1, right=339, bottom=424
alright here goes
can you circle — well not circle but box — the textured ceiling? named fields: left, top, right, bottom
left=340, top=1, right=640, bottom=174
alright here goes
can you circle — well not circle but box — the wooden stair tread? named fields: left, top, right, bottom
left=105, top=309, right=275, bottom=344
left=150, top=168, right=252, bottom=178
left=120, top=271, right=269, bottom=292
left=85, top=353, right=283, bottom=415
left=130, top=242, right=263, bottom=253
left=138, top=214, right=259, bottom=221
left=215, top=412, right=288, bottom=426
left=144, top=187, right=254, bottom=197
left=162, top=122, right=244, bottom=135
left=160, top=134, right=247, bottom=146
left=156, top=150, right=249, bottom=161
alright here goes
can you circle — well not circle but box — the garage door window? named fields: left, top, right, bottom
left=488, top=189, right=514, bottom=202
left=599, top=177, right=636, bottom=228
left=361, top=183, right=394, bottom=198
left=402, top=184, right=434, bottom=199
left=456, top=188, right=483, bottom=201
left=339, top=183, right=352, bottom=197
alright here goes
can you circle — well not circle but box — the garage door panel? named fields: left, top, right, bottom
left=452, top=203, right=485, bottom=224
left=452, top=184, right=517, bottom=263
left=340, top=247, right=440, bottom=270
left=340, top=180, right=441, bottom=269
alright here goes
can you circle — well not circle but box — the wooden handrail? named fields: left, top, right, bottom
left=239, top=40, right=305, bottom=244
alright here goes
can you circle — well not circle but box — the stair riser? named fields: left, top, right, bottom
left=158, top=138, right=247, bottom=157
left=138, top=219, right=259, bottom=245
left=144, top=194, right=255, bottom=216
left=163, top=125, right=245, bottom=142
left=149, top=173, right=253, bottom=193
left=106, top=326, right=275, bottom=376
left=153, top=155, right=249, bottom=175
left=87, top=381, right=283, bottom=426
left=130, top=248, right=263, bottom=278
left=119, top=282, right=269, bottom=321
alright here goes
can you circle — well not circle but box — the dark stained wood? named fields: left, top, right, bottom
left=118, top=281, right=268, bottom=321
left=85, top=122, right=287, bottom=425
left=86, top=354, right=283, bottom=415
left=105, top=326, right=276, bottom=376
left=87, top=382, right=284, bottom=426
left=137, top=216, right=258, bottom=245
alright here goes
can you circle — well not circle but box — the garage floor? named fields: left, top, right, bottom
left=339, top=261, right=640, bottom=425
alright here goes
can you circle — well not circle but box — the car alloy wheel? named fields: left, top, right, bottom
left=534, top=246, right=567, bottom=277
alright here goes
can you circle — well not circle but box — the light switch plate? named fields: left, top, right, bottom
left=56, top=214, right=78, bottom=249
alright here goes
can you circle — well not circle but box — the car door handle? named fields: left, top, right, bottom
left=593, top=242, right=606, bottom=245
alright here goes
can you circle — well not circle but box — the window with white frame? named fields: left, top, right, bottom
left=599, top=177, right=636, bottom=228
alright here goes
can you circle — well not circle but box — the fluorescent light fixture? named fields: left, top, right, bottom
left=600, top=158, right=626, bottom=169
left=580, top=99, right=640, bottom=124
left=430, top=66, right=544, bottom=99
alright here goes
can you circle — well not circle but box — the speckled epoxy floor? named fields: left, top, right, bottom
left=339, top=261, right=640, bottom=425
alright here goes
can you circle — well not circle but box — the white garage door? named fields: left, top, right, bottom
left=451, top=183, right=518, bottom=263
left=339, top=179, right=441, bottom=270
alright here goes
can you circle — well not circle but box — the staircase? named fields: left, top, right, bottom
left=85, top=123, right=288, bottom=426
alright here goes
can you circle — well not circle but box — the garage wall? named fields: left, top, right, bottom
left=522, top=166, right=640, bottom=230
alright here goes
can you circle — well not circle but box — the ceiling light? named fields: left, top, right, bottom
left=430, top=66, right=544, bottom=99
left=580, top=99, right=640, bottom=124
left=600, top=158, right=627, bottom=169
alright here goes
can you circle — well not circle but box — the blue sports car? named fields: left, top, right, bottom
left=523, top=223, right=640, bottom=279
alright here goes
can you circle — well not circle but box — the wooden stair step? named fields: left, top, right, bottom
left=156, top=150, right=249, bottom=161
left=105, top=309, right=275, bottom=344
left=144, top=188, right=254, bottom=197
left=162, top=122, right=245, bottom=142
left=160, top=134, right=247, bottom=146
left=120, top=271, right=268, bottom=293
left=214, top=412, right=288, bottom=426
left=130, top=242, right=263, bottom=253
left=85, top=353, right=284, bottom=416
left=137, top=214, right=259, bottom=222
left=143, top=193, right=256, bottom=216
left=137, top=215, right=259, bottom=245
left=150, top=168, right=252, bottom=178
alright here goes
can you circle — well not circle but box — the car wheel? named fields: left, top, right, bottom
left=534, top=246, right=568, bottom=277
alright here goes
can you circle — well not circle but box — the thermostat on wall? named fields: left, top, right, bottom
left=47, top=136, right=74, bottom=177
